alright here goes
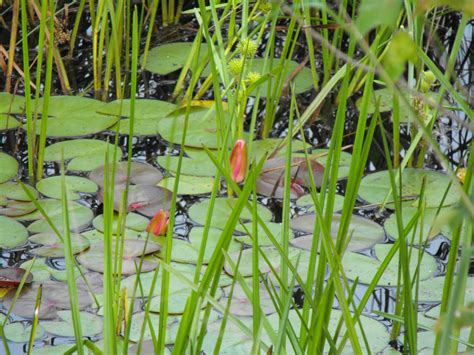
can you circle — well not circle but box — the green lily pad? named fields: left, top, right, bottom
left=358, top=168, right=460, bottom=208
left=129, top=340, right=171, bottom=354
left=19, top=258, right=52, bottom=282
left=312, top=149, right=353, bottom=180
left=417, top=276, right=474, bottom=303
left=201, top=316, right=255, bottom=353
left=188, top=197, right=273, bottom=230
left=32, top=344, right=78, bottom=354
left=356, top=88, right=447, bottom=123
left=219, top=282, right=276, bottom=317
left=129, top=312, right=179, bottom=343
left=144, top=42, right=208, bottom=75
left=296, top=193, right=345, bottom=212
left=0, top=216, right=28, bottom=249
left=157, top=148, right=218, bottom=177
left=268, top=248, right=315, bottom=286
left=30, top=96, right=117, bottom=137
left=0, top=200, right=36, bottom=217
left=29, top=232, right=90, bottom=257
left=234, top=221, right=295, bottom=247
left=149, top=287, right=222, bottom=315
left=158, top=108, right=233, bottom=149
left=44, top=139, right=123, bottom=172
left=36, top=175, right=98, bottom=200
left=0, top=93, right=25, bottom=113
left=290, top=213, right=385, bottom=252
left=3, top=322, right=45, bottom=343
left=158, top=174, right=215, bottom=195
left=224, top=246, right=299, bottom=277
left=342, top=244, right=438, bottom=286
left=42, top=310, right=103, bottom=337
left=0, top=114, right=21, bottom=130
left=0, top=152, right=18, bottom=183
left=22, top=199, right=94, bottom=233
left=93, top=212, right=149, bottom=234
left=0, top=182, right=38, bottom=201
left=166, top=227, right=241, bottom=264
left=250, top=138, right=311, bottom=162
left=202, top=58, right=316, bottom=97
left=77, top=240, right=160, bottom=275
left=384, top=206, right=455, bottom=243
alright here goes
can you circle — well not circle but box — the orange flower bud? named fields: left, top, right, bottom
left=147, top=209, right=169, bottom=236
left=229, top=139, right=247, bottom=183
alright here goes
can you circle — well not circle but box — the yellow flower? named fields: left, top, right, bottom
left=228, top=58, right=244, bottom=76
left=245, top=71, right=262, bottom=86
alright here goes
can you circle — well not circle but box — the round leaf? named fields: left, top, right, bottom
left=42, top=310, right=103, bottom=337
left=36, top=175, right=98, bottom=200
left=0, top=216, right=28, bottom=249
left=0, top=152, right=18, bottom=183
left=29, top=232, right=90, bottom=257
left=158, top=175, right=215, bottom=195
left=4, top=322, right=45, bottom=343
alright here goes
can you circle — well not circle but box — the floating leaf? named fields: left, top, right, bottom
left=157, top=148, right=218, bottom=177
left=383, top=206, right=454, bottom=243
left=234, top=221, right=295, bottom=247
left=158, top=175, right=215, bottom=195
left=290, top=213, right=385, bottom=252
left=129, top=312, right=179, bottom=343
left=296, top=193, right=345, bottom=212
left=250, top=138, right=310, bottom=162
left=268, top=249, right=315, bottom=286
left=0, top=152, right=18, bottom=183
left=0, top=93, right=25, bottom=114
left=36, top=175, right=98, bottom=200
left=93, top=212, right=149, bottom=234
left=202, top=58, right=316, bottom=97
left=0, top=114, right=21, bottom=131
left=0, top=182, right=38, bottom=201
left=90, top=161, right=163, bottom=189
left=358, top=168, right=460, bottom=208
left=158, top=109, right=233, bottom=149
left=188, top=197, right=273, bottom=230
left=44, top=139, right=123, bottom=172
left=219, top=282, right=276, bottom=317
left=0, top=216, right=28, bottom=249
left=77, top=240, right=160, bottom=275
left=22, top=199, right=94, bottom=233
left=256, top=157, right=324, bottom=199
left=129, top=340, right=171, bottom=354
left=29, top=232, right=90, bottom=257
left=144, top=42, right=208, bottom=75
left=312, top=149, right=353, bottom=180
left=111, top=184, right=172, bottom=217
left=342, top=244, right=438, bottom=286
left=149, top=287, right=222, bottom=315
left=3, top=281, right=92, bottom=319
left=201, top=317, right=255, bottom=353
left=42, top=310, right=103, bottom=337
left=3, top=322, right=45, bottom=343
left=417, top=276, right=474, bottom=303
left=32, top=344, right=78, bottom=354
left=19, top=258, right=51, bottom=282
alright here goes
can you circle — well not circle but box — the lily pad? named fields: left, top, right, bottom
left=219, top=282, right=276, bottom=317
left=224, top=246, right=298, bottom=277
left=29, top=232, right=90, bottom=257
left=256, top=157, right=324, bottom=199
left=144, top=42, right=208, bottom=75
left=0, top=93, right=25, bottom=113
left=0, top=152, right=18, bottom=183
left=250, top=138, right=311, bottom=162
left=356, top=88, right=447, bottom=123
left=19, top=258, right=52, bottom=282
left=342, top=244, right=438, bottom=286
left=44, top=139, right=123, bottom=172
left=0, top=182, right=38, bottom=201
left=129, top=312, right=179, bottom=343
left=312, top=149, right=353, bottom=180
left=158, top=108, right=232, bottom=149
left=90, top=161, right=163, bottom=189
left=111, top=184, right=172, bottom=217
left=0, top=114, right=21, bottom=130
left=149, top=287, right=222, bottom=315
left=158, top=175, right=215, bottom=195
left=384, top=206, right=455, bottom=243
left=201, top=317, right=255, bottom=353
left=0, top=267, right=33, bottom=287
left=3, top=322, right=45, bottom=343
left=358, top=168, right=460, bottom=208
left=290, top=213, right=385, bottom=252
left=36, top=175, right=98, bottom=200
left=32, top=344, right=78, bottom=354
left=22, top=199, right=94, bottom=233
left=202, top=58, right=316, bottom=97
left=167, top=227, right=242, bottom=264
left=417, top=276, right=474, bottom=303
left=296, top=193, right=345, bottom=213
left=77, top=240, right=160, bottom=275
left=234, top=221, right=295, bottom=247
left=3, top=280, right=93, bottom=319
left=188, top=197, right=273, bottom=230
left=268, top=249, right=315, bottom=286
left=0, top=183, right=38, bottom=217
left=42, top=310, right=103, bottom=337
left=0, top=216, right=28, bottom=249
left=93, top=212, right=149, bottom=234
left=157, top=148, right=218, bottom=177
left=30, top=96, right=117, bottom=137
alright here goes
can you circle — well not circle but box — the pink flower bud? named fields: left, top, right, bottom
left=147, top=209, right=169, bottom=236
left=229, top=139, right=247, bottom=183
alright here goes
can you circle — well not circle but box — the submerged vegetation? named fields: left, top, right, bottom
left=0, top=0, right=472, bottom=353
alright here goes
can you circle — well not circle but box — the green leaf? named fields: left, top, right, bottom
left=0, top=215, right=28, bottom=249
left=3, top=322, right=45, bottom=343
left=36, top=175, right=98, bottom=200
left=383, top=31, right=418, bottom=81
left=158, top=174, right=215, bottom=195
left=0, top=152, right=18, bottom=183
left=0, top=93, right=25, bottom=114
left=356, top=0, right=402, bottom=34
left=28, top=232, right=90, bottom=257
left=42, top=310, right=103, bottom=337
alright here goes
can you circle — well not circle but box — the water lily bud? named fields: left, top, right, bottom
left=147, top=209, right=169, bottom=236
left=237, top=38, right=258, bottom=58
left=229, top=139, right=248, bottom=183
left=245, top=71, right=262, bottom=86
left=228, top=58, right=244, bottom=77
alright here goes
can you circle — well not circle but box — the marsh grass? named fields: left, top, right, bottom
left=1, top=0, right=473, bottom=354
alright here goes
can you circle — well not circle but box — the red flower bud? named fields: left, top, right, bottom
left=147, top=209, right=169, bottom=236
left=229, top=139, right=247, bottom=183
